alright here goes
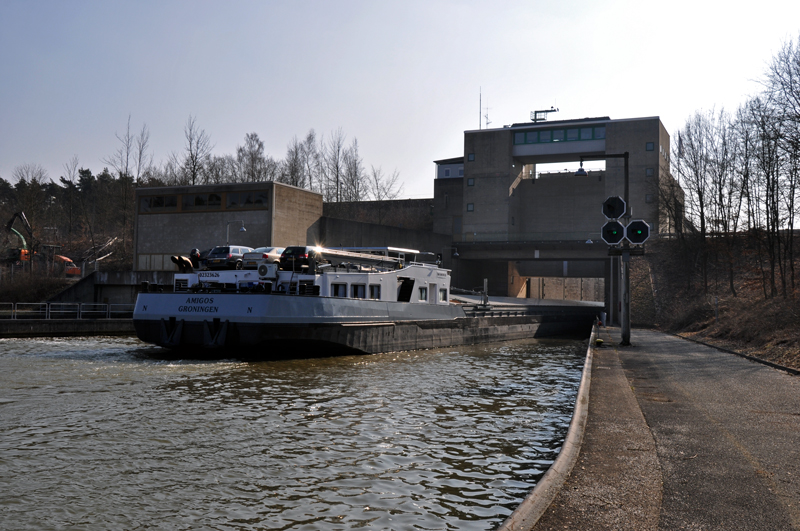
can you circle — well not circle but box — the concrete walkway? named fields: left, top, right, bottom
left=532, top=328, right=800, bottom=530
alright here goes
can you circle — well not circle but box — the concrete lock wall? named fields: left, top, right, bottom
left=315, top=217, right=451, bottom=253
left=323, top=199, right=434, bottom=232
left=433, top=178, right=465, bottom=239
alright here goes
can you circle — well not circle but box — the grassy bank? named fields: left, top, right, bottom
left=630, top=237, right=800, bottom=371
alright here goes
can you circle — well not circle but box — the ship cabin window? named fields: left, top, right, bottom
left=331, top=283, right=347, bottom=297
left=418, top=286, right=427, bottom=302
left=351, top=284, right=366, bottom=299
left=439, top=289, right=448, bottom=303
left=369, top=284, right=381, bottom=300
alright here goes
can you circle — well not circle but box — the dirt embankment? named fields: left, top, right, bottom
left=630, top=238, right=800, bottom=371
left=0, top=273, right=72, bottom=304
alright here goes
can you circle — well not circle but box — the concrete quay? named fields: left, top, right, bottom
left=507, top=327, right=800, bottom=530
left=0, top=319, right=135, bottom=338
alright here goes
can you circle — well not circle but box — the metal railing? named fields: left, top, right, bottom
left=0, top=303, right=134, bottom=320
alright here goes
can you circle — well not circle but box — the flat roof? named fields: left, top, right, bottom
left=464, top=115, right=662, bottom=134
left=134, top=180, right=322, bottom=197
left=433, top=157, right=464, bottom=165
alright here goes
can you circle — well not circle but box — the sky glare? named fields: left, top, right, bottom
left=1, top=0, right=799, bottom=198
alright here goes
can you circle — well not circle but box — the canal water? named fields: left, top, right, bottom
left=0, top=336, right=586, bottom=530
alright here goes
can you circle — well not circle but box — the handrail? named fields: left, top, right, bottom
left=3, top=303, right=135, bottom=320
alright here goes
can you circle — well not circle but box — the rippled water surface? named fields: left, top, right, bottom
left=0, top=336, right=586, bottom=530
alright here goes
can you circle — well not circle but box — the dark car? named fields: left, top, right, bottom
left=196, top=248, right=212, bottom=270
left=204, top=245, right=254, bottom=270
left=279, top=246, right=324, bottom=272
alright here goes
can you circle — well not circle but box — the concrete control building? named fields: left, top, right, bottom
left=432, top=115, right=683, bottom=316
left=134, top=182, right=322, bottom=271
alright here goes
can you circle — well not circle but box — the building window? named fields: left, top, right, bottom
left=228, top=192, right=254, bottom=209
left=646, top=142, right=655, bottom=151
left=458, top=168, right=464, bottom=177
left=439, top=288, right=447, bottom=302
left=182, top=193, right=208, bottom=211
left=253, top=191, right=270, bottom=208
left=467, top=203, right=474, bottom=212
left=646, top=168, right=655, bottom=176
left=467, top=178, right=474, bottom=186
left=511, top=126, right=607, bottom=145
left=468, top=153, right=475, bottom=162
left=140, top=195, right=178, bottom=213
left=332, top=283, right=347, bottom=297
left=444, top=168, right=451, bottom=177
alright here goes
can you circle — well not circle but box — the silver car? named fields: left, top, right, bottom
left=242, top=246, right=285, bottom=270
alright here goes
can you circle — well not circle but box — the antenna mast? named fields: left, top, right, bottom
left=530, top=106, right=559, bottom=123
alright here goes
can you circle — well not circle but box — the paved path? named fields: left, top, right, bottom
left=532, top=328, right=800, bottom=530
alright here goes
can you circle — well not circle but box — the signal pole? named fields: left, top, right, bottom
left=579, top=152, right=648, bottom=346
left=621, top=152, right=631, bottom=346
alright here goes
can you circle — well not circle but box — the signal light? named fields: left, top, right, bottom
left=601, top=221, right=625, bottom=245
left=602, top=196, right=626, bottom=219
left=626, top=220, right=650, bottom=245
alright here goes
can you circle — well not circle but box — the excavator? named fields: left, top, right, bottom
left=4, top=212, right=36, bottom=265
left=3, top=212, right=80, bottom=277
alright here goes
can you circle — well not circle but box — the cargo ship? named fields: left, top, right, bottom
left=132, top=247, right=598, bottom=357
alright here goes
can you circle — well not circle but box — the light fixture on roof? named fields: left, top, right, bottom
left=575, top=161, right=588, bottom=177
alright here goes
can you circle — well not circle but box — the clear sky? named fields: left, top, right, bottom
left=1, top=0, right=798, bottom=198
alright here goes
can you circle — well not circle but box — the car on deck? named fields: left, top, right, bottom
left=204, top=245, right=254, bottom=270
left=242, top=246, right=285, bottom=270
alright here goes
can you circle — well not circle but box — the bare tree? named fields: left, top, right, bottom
left=134, top=123, right=153, bottom=184
left=320, top=128, right=347, bottom=202
left=204, top=154, right=238, bottom=184
left=766, top=34, right=800, bottom=127
left=301, top=129, right=320, bottom=192
left=237, top=132, right=268, bottom=182
left=103, top=115, right=133, bottom=180
left=673, top=111, right=713, bottom=292
left=341, top=138, right=366, bottom=202
left=183, top=115, right=212, bottom=186
left=61, top=156, right=80, bottom=249
left=11, top=163, right=48, bottom=230
left=369, top=165, right=403, bottom=201
left=279, top=136, right=304, bottom=188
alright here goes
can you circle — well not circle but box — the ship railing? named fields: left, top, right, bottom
left=1, top=303, right=135, bottom=319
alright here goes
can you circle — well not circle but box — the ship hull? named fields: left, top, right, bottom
left=133, top=292, right=596, bottom=357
